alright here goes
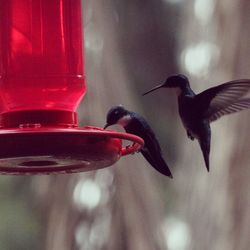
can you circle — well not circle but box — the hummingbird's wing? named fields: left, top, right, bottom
left=140, top=128, right=173, bottom=178
left=140, top=147, right=173, bottom=178
left=208, top=98, right=250, bottom=122
left=125, top=115, right=173, bottom=178
left=195, top=79, right=250, bottom=122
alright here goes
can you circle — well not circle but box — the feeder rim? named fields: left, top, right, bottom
left=0, top=126, right=144, bottom=156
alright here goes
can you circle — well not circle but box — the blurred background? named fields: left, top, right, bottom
left=0, top=0, right=250, bottom=249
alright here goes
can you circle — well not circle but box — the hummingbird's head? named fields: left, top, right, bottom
left=104, top=105, right=130, bottom=129
left=164, top=74, right=189, bottom=88
left=143, top=74, right=189, bottom=96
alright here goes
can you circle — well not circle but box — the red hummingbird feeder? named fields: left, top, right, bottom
left=0, top=0, right=143, bottom=174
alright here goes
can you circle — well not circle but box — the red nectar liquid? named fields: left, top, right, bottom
left=0, top=0, right=85, bottom=114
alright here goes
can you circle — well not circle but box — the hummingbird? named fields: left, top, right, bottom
left=104, top=105, right=173, bottom=178
left=143, top=74, right=250, bottom=171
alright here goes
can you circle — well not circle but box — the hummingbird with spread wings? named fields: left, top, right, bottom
left=104, top=105, right=173, bottom=178
left=143, top=74, right=250, bottom=171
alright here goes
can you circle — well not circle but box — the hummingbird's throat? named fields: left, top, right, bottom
left=174, top=87, right=182, bottom=96
left=117, top=115, right=132, bottom=127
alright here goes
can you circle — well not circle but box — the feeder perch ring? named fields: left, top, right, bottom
left=0, top=126, right=144, bottom=175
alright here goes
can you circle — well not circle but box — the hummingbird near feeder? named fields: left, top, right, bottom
left=143, top=74, right=250, bottom=171
left=104, top=105, right=173, bottom=178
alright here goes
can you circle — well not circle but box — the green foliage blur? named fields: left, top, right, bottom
left=0, top=177, right=42, bottom=250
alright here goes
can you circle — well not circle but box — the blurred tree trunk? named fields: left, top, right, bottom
left=42, top=176, right=79, bottom=250
left=226, top=1, right=250, bottom=249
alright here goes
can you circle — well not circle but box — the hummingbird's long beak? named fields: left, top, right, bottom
left=103, top=123, right=109, bottom=129
left=142, top=84, right=164, bottom=96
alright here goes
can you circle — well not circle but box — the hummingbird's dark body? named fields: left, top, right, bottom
left=104, top=105, right=173, bottom=178
left=143, top=74, right=250, bottom=171
left=177, top=86, right=211, bottom=169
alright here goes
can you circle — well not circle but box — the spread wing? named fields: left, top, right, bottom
left=195, top=79, right=250, bottom=122
left=208, top=98, right=250, bottom=122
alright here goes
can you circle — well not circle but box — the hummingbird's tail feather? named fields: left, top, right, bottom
left=198, top=137, right=211, bottom=172
left=141, top=150, right=173, bottom=178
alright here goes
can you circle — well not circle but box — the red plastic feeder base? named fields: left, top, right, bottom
left=0, top=126, right=144, bottom=175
